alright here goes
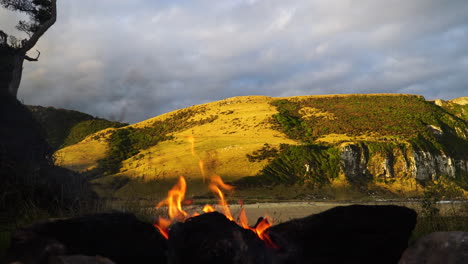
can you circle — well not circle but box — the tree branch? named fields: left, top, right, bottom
left=0, top=0, right=35, bottom=13
left=24, top=49, right=40, bottom=61
left=20, top=0, right=56, bottom=52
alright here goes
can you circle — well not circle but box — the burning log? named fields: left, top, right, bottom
left=266, top=204, right=417, bottom=264
left=4, top=213, right=167, bottom=264
left=166, top=212, right=277, bottom=264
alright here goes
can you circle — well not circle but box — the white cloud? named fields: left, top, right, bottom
left=268, top=8, right=296, bottom=31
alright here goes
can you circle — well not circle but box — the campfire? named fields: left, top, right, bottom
left=153, top=136, right=276, bottom=247
left=153, top=175, right=276, bottom=247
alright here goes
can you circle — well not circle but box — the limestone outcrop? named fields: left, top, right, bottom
left=339, top=142, right=468, bottom=182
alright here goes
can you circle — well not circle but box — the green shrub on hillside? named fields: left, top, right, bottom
left=246, top=143, right=284, bottom=162
left=63, top=120, right=127, bottom=147
left=256, top=144, right=340, bottom=186
left=271, top=99, right=312, bottom=141
left=97, top=128, right=139, bottom=175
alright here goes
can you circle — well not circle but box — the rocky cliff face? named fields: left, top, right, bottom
left=339, top=142, right=468, bottom=182
left=339, top=143, right=370, bottom=183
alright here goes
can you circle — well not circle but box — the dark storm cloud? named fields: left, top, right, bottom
left=6, top=0, right=467, bottom=123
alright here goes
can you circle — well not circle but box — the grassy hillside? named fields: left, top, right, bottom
left=434, top=97, right=468, bottom=122
left=56, top=96, right=298, bottom=177
left=271, top=95, right=468, bottom=158
left=54, top=94, right=468, bottom=200
left=28, top=105, right=127, bottom=149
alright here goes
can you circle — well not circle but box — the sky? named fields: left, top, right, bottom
left=1, top=0, right=468, bottom=123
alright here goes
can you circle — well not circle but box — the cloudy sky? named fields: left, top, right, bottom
left=2, top=0, right=468, bottom=123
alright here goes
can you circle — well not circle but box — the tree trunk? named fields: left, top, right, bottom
left=0, top=47, right=25, bottom=98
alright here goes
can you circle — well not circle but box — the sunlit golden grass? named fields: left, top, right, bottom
left=120, top=96, right=298, bottom=180
left=54, top=127, right=116, bottom=172
left=55, top=138, right=108, bottom=172
left=58, top=95, right=299, bottom=179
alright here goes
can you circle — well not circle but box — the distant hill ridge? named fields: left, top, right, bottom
left=53, top=94, right=468, bottom=199
left=431, top=97, right=468, bottom=120
left=28, top=105, right=127, bottom=150
left=450, top=97, right=468, bottom=105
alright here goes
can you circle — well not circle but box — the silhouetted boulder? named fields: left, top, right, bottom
left=167, top=212, right=276, bottom=264
left=399, top=231, right=468, bottom=264
left=4, top=213, right=167, bottom=264
left=266, top=204, right=417, bottom=264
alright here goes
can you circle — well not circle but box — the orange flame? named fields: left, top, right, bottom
left=154, top=217, right=171, bottom=240
left=202, top=204, right=215, bottom=213
left=153, top=175, right=276, bottom=247
left=238, top=205, right=249, bottom=229
left=156, top=176, right=188, bottom=221
left=152, top=136, right=277, bottom=248
left=253, top=217, right=277, bottom=249
left=210, top=175, right=234, bottom=191
left=208, top=175, right=234, bottom=221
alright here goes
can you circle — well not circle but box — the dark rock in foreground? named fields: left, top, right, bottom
left=266, top=204, right=417, bottom=264
left=4, top=213, right=167, bottom=264
left=399, top=231, right=468, bottom=264
left=167, top=212, right=275, bottom=264
left=4, top=205, right=418, bottom=264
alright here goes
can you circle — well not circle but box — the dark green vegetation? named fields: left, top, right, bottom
left=95, top=106, right=218, bottom=176
left=272, top=95, right=468, bottom=155
left=246, top=143, right=282, bottom=162
left=271, top=99, right=304, bottom=141
left=263, top=95, right=468, bottom=185
left=255, top=144, right=341, bottom=186
left=28, top=105, right=126, bottom=149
